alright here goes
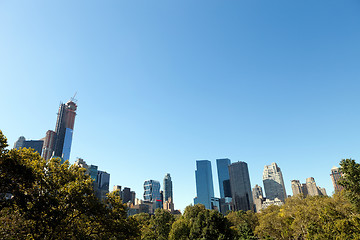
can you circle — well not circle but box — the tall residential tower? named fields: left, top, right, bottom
left=330, top=166, right=344, bottom=192
left=42, top=99, right=77, bottom=161
left=262, top=163, right=287, bottom=202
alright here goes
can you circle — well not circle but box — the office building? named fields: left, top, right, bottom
left=263, top=163, right=287, bottom=202
left=96, top=170, right=110, bottom=201
left=13, top=136, right=44, bottom=155
left=330, top=166, right=344, bottom=192
left=163, top=173, right=173, bottom=202
left=228, top=161, right=253, bottom=211
left=194, top=160, right=214, bottom=209
left=42, top=99, right=77, bottom=161
left=74, top=158, right=109, bottom=201
left=143, top=180, right=162, bottom=209
left=216, top=158, right=231, bottom=199
left=113, top=185, right=136, bottom=204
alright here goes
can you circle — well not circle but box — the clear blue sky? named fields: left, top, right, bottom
left=1, top=0, right=360, bottom=211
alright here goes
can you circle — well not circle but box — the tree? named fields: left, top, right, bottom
left=0, top=130, right=139, bottom=239
left=226, top=210, right=258, bottom=239
left=169, top=204, right=235, bottom=240
left=339, top=158, right=360, bottom=212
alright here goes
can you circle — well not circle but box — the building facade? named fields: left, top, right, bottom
left=163, top=173, right=173, bottom=202
left=194, top=160, right=215, bottom=209
left=228, top=161, right=253, bottom=211
left=216, top=158, right=231, bottom=199
left=14, top=136, right=44, bottom=155
left=143, top=180, right=162, bottom=209
left=42, top=99, right=77, bottom=162
left=291, top=178, right=327, bottom=197
left=263, top=163, right=287, bottom=202
left=330, top=166, right=344, bottom=192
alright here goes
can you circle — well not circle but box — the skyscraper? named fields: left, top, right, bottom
left=216, top=158, right=231, bottom=199
left=74, top=158, right=110, bottom=201
left=42, top=99, right=77, bottom=161
left=194, top=160, right=214, bottom=209
left=330, top=166, right=344, bottom=192
left=291, top=178, right=327, bottom=197
left=13, top=136, right=44, bottom=155
left=262, top=163, right=287, bottom=202
left=228, top=161, right=253, bottom=211
left=42, top=130, right=56, bottom=160
left=144, top=180, right=162, bottom=209
left=252, top=184, right=264, bottom=200
left=252, top=184, right=264, bottom=213
left=291, top=180, right=308, bottom=196
left=97, top=170, right=110, bottom=201
left=163, top=173, right=173, bottom=202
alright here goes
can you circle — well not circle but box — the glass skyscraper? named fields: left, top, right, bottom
left=163, top=173, right=173, bottom=202
left=228, top=161, right=253, bottom=211
left=194, top=160, right=214, bottom=209
left=216, top=158, right=231, bottom=199
left=144, top=180, right=162, bottom=208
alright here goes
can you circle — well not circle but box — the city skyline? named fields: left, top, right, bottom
left=1, top=0, right=360, bottom=211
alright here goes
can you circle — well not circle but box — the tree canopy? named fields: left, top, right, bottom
left=1, top=130, right=360, bottom=240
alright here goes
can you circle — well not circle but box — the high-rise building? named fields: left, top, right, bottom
left=252, top=184, right=264, bottom=213
left=42, top=130, right=56, bottom=160
left=74, top=158, right=109, bottom=201
left=113, top=185, right=136, bottom=204
left=263, top=163, right=287, bottom=202
left=144, top=180, right=162, bottom=209
left=42, top=99, right=77, bottom=161
left=291, top=180, right=307, bottom=196
left=163, top=173, right=173, bottom=202
left=291, top=178, right=326, bottom=197
left=330, top=166, right=344, bottom=192
left=96, top=170, right=110, bottom=201
left=13, top=136, right=44, bottom=155
left=216, top=158, right=231, bottom=199
left=228, top=161, right=253, bottom=211
left=194, top=160, right=214, bottom=209
left=252, top=184, right=263, bottom=200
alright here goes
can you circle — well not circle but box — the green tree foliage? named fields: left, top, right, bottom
left=339, top=158, right=360, bottom=212
left=133, top=209, right=175, bottom=240
left=255, top=193, right=360, bottom=240
left=0, top=130, right=139, bottom=239
left=169, top=204, right=235, bottom=240
left=226, top=210, right=258, bottom=239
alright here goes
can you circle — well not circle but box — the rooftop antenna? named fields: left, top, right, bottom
left=70, top=92, right=78, bottom=103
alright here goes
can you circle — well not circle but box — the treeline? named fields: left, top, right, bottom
left=1, top=130, right=360, bottom=239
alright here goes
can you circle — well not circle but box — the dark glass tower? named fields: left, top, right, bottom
left=194, top=160, right=214, bottom=209
left=163, top=173, right=173, bottom=202
left=216, top=158, right=231, bottom=199
left=228, top=161, right=253, bottom=211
